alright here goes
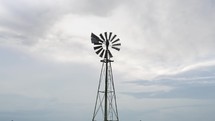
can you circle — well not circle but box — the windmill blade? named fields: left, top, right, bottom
left=94, top=46, right=102, bottom=50
left=96, top=48, right=103, bottom=54
left=100, top=34, right=105, bottom=41
left=93, top=43, right=102, bottom=46
left=112, top=46, right=120, bottom=51
left=104, top=32, right=108, bottom=41
left=91, top=33, right=103, bottom=43
left=107, top=50, right=113, bottom=58
left=110, top=35, right=116, bottom=42
left=112, top=43, right=121, bottom=47
left=108, top=32, right=112, bottom=40
left=99, top=50, right=105, bottom=57
left=112, top=38, right=120, bottom=44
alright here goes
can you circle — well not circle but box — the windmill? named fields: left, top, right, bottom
left=91, top=32, right=121, bottom=121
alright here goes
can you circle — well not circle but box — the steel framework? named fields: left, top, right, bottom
left=92, top=58, right=119, bottom=121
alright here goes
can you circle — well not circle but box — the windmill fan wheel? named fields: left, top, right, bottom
left=91, top=32, right=121, bottom=58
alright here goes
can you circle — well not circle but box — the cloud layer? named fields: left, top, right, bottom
left=0, top=0, right=215, bottom=121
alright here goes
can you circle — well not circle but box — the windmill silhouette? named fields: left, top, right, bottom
left=91, top=32, right=121, bottom=121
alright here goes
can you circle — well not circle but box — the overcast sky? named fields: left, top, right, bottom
left=0, top=0, right=215, bottom=121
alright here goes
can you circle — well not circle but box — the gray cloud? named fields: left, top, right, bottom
left=71, top=0, right=122, bottom=16
left=0, top=0, right=122, bottom=46
left=0, top=0, right=69, bottom=45
left=123, top=64, right=215, bottom=99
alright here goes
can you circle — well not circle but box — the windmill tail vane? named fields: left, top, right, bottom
left=91, top=32, right=121, bottom=121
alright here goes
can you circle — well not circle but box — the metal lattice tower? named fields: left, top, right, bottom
left=91, top=32, right=121, bottom=121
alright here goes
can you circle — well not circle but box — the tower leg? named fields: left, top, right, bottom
left=104, top=60, right=108, bottom=121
